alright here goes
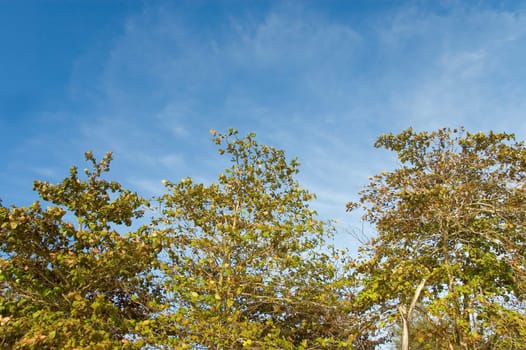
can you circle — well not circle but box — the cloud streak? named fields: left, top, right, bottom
left=3, top=1, right=526, bottom=250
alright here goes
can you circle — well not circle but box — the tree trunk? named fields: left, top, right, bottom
left=399, top=277, right=428, bottom=350
left=399, top=306, right=410, bottom=350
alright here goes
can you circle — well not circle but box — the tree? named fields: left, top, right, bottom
left=152, top=129, right=355, bottom=349
left=0, top=152, right=160, bottom=349
left=348, top=128, right=526, bottom=349
left=390, top=307, right=453, bottom=350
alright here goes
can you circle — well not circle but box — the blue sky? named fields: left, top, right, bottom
left=2, top=0, right=526, bottom=248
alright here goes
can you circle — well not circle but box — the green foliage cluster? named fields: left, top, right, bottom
left=1, top=127, right=524, bottom=349
left=348, top=128, right=526, bottom=349
left=0, top=153, right=160, bottom=349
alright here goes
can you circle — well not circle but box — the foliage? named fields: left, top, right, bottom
left=348, top=127, right=526, bottom=349
left=0, top=152, right=160, bottom=349
left=152, top=129, right=355, bottom=349
left=2, top=127, right=525, bottom=349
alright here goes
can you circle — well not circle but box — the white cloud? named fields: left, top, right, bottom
left=56, top=2, right=526, bottom=253
left=128, top=178, right=165, bottom=197
left=159, top=153, right=184, bottom=168
left=30, top=167, right=59, bottom=179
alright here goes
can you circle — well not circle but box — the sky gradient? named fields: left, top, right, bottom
left=2, top=0, right=526, bottom=249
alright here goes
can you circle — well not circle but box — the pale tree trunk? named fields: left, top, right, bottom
left=399, top=309, right=409, bottom=350
left=399, top=278, right=428, bottom=350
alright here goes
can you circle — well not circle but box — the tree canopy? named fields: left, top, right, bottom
left=1, top=127, right=525, bottom=349
left=150, top=129, right=354, bottom=349
left=348, top=127, right=526, bottom=349
left=0, top=152, right=160, bottom=349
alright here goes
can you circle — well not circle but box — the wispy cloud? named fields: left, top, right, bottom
left=371, top=5, right=526, bottom=134
left=128, top=178, right=165, bottom=197
left=4, top=1, right=526, bottom=249
left=68, top=2, right=526, bottom=231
